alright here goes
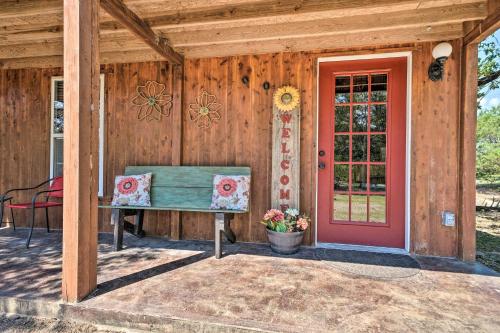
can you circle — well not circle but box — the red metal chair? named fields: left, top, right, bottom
left=2, top=177, right=63, bottom=248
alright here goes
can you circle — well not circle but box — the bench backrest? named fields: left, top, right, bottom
left=124, top=166, right=251, bottom=211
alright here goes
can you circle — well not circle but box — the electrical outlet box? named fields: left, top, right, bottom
left=442, top=211, right=455, bottom=227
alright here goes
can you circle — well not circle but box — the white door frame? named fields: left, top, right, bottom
left=315, top=51, right=412, bottom=254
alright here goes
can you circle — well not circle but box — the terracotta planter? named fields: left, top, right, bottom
left=266, top=229, right=304, bottom=255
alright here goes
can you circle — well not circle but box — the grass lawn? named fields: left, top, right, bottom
left=476, top=183, right=500, bottom=272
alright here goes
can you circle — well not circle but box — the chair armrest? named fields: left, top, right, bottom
left=31, top=189, right=63, bottom=205
left=2, top=177, right=59, bottom=198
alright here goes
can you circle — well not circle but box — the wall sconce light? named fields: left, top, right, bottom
left=428, top=42, right=453, bottom=81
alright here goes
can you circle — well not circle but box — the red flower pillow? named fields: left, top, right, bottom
left=210, top=175, right=250, bottom=211
left=111, top=173, right=152, bottom=207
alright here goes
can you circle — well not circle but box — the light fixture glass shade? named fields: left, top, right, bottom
left=432, top=42, right=452, bottom=59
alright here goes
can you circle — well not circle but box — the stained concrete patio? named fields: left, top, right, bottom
left=1, top=227, right=499, bottom=332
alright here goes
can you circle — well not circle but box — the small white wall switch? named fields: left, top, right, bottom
left=442, top=211, right=455, bottom=227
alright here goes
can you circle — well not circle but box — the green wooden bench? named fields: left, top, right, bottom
left=99, top=166, right=251, bottom=259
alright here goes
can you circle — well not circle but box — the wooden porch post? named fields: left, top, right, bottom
left=170, top=64, right=184, bottom=240
left=62, top=0, right=100, bottom=302
left=458, top=42, right=479, bottom=261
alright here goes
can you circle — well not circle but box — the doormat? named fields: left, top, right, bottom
left=316, top=249, right=421, bottom=279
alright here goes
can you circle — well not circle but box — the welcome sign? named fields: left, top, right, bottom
left=271, top=86, right=300, bottom=211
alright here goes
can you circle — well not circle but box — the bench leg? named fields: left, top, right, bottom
left=224, top=213, right=236, bottom=243
left=214, top=213, right=236, bottom=259
left=133, top=209, right=145, bottom=237
left=112, top=209, right=124, bottom=251
left=215, top=213, right=224, bottom=259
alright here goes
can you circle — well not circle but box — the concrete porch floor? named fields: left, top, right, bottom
left=1, top=227, right=499, bottom=332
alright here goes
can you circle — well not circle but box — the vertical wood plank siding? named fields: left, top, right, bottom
left=0, top=42, right=466, bottom=256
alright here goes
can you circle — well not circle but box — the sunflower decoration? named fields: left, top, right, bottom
left=273, top=85, right=300, bottom=112
left=189, top=90, right=222, bottom=129
left=131, top=81, right=173, bottom=121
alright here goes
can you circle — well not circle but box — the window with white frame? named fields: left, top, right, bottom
left=50, top=75, right=105, bottom=196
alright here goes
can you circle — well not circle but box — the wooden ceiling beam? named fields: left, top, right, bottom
left=463, top=5, right=500, bottom=44
left=100, top=0, right=183, bottom=64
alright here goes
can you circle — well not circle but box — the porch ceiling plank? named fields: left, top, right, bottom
left=0, top=22, right=463, bottom=65
left=165, top=3, right=486, bottom=47
left=98, top=0, right=487, bottom=33
left=0, top=2, right=486, bottom=47
left=0, top=33, right=155, bottom=59
left=0, top=0, right=260, bottom=20
left=0, top=0, right=62, bottom=19
left=0, top=0, right=487, bottom=39
left=177, top=23, right=464, bottom=58
left=99, top=0, right=183, bottom=65
left=0, top=50, right=165, bottom=70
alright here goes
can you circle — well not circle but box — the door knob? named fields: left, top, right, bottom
left=318, top=162, right=326, bottom=169
left=319, top=150, right=325, bottom=156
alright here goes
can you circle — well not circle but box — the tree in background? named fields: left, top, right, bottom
left=476, top=105, right=500, bottom=183
left=477, top=33, right=500, bottom=108
left=476, top=31, right=500, bottom=183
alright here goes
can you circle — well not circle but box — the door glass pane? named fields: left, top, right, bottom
left=333, top=194, right=349, bottom=221
left=351, top=195, right=367, bottom=222
left=353, top=75, right=368, bottom=102
left=335, top=76, right=350, bottom=104
left=53, top=80, right=64, bottom=134
left=370, top=104, right=386, bottom=132
left=334, top=164, right=349, bottom=191
left=371, top=74, right=387, bottom=102
left=330, top=70, right=391, bottom=225
left=370, top=134, right=386, bottom=162
left=53, top=137, right=64, bottom=177
left=353, top=105, right=368, bottom=132
left=352, top=165, right=367, bottom=192
left=334, top=135, right=349, bottom=162
left=335, top=106, right=350, bottom=132
left=370, top=165, right=386, bottom=192
left=352, top=135, right=367, bottom=161
left=369, top=195, right=386, bottom=223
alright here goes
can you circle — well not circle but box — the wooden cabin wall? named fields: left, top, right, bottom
left=410, top=40, right=462, bottom=257
left=0, top=68, right=60, bottom=229
left=0, top=42, right=464, bottom=256
left=181, top=54, right=316, bottom=243
left=98, top=62, right=176, bottom=236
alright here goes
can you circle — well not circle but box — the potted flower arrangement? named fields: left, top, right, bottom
left=261, top=208, right=310, bottom=254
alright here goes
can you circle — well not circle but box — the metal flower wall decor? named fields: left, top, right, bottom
left=188, top=90, right=222, bottom=128
left=273, top=85, right=300, bottom=112
left=131, top=81, right=172, bottom=121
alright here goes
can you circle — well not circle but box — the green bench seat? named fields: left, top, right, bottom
left=99, top=166, right=251, bottom=258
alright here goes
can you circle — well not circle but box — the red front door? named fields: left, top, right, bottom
left=318, top=57, right=407, bottom=248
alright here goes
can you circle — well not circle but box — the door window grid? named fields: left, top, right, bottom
left=332, top=71, right=389, bottom=224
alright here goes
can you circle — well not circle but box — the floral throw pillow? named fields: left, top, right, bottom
left=111, top=173, right=152, bottom=207
left=210, top=175, right=250, bottom=211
